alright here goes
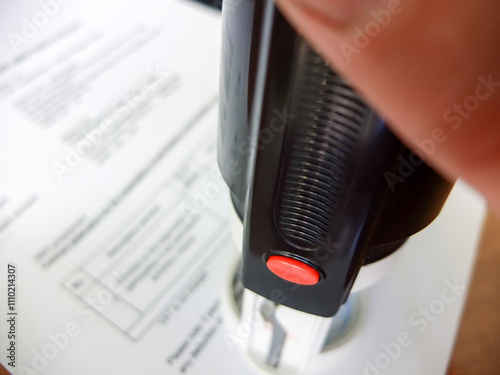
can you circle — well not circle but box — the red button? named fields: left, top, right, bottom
left=266, top=255, right=320, bottom=285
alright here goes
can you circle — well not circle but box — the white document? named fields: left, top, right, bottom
left=0, top=1, right=486, bottom=375
left=0, top=1, right=253, bottom=374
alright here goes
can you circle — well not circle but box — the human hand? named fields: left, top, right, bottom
left=274, top=0, right=500, bottom=214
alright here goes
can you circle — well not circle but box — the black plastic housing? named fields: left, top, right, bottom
left=217, top=0, right=453, bottom=317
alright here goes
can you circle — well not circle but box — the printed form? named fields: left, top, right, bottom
left=0, top=1, right=254, bottom=374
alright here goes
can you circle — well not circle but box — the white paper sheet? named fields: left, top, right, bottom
left=0, top=1, right=253, bottom=374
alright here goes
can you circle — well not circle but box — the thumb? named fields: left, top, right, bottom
left=274, top=0, right=500, bottom=214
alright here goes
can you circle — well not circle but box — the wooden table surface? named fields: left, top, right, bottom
left=1, top=212, right=499, bottom=375
left=447, top=210, right=500, bottom=375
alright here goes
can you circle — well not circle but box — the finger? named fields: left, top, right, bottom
left=274, top=0, right=500, bottom=214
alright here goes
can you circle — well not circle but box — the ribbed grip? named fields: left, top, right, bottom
left=274, top=49, right=369, bottom=249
